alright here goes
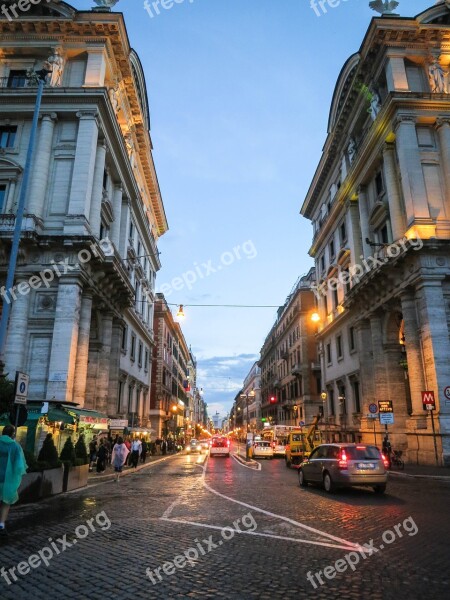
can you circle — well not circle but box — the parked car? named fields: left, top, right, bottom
left=298, top=443, right=388, bottom=493
left=210, top=437, right=230, bottom=458
left=252, top=441, right=274, bottom=460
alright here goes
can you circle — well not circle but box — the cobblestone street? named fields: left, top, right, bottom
left=1, top=446, right=449, bottom=599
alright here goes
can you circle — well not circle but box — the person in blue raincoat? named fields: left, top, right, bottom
left=0, top=425, right=27, bottom=537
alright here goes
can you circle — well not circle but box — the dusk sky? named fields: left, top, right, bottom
left=76, top=0, right=432, bottom=419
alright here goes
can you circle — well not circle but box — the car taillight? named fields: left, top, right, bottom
left=227, top=440, right=230, bottom=447
left=381, top=453, right=389, bottom=469
left=338, top=451, right=348, bottom=469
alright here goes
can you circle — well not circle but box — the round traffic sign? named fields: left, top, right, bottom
left=299, top=421, right=305, bottom=426
left=369, top=403, right=378, bottom=414
left=444, top=386, right=450, bottom=400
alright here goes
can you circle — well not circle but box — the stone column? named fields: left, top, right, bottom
left=385, top=56, right=409, bottom=92
left=355, top=319, right=375, bottom=410
left=46, top=279, right=82, bottom=401
left=85, top=49, right=106, bottom=86
left=89, top=142, right=107, bottom=238
left=95, top=312, right=113, bottom=413
left=4, top=277, right=31, bottom=373
left=370, top=312, right=389, bottom=402
left=28, top=113, right=57, bottom=219
left=400, top=289, right=426, bottom=415
left=110, top=184, right=123, bottom=249
left=357, top=186, right=371, bottom=259
left=66, top=112, right=99, bottom=232
left=348, top=200, right=363, bottom=263
left=72, top=292, right=93, bottom=406
left=395, top=116, right=430, bottom=224
left=435, top=119, right=450, bottom=205
left=107, top=320, right=122, bottom=415
left=383, top=142, right=406, bottom=240
left=119, top=200, right=130, bottom=256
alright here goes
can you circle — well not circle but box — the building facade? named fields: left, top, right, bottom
left=259, top=269, right=322, bottom=428
left=240, top=362, right=261, bottom=433
left=0, top=2, right=168, bottom=431
left=301, top=1, right=450, bottom=465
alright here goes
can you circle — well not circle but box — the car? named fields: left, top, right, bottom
left=252, top=441, right=274, bottom=460
left=185, top=439, right=202, bottom=454
left=199, top=440, right=211, bottom=451
left=210, top=436, right=230, bottom=457
left=298, top=443, right=389, bottom=494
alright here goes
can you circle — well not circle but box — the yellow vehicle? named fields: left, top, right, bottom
left=285, top=413, right=323, bottom=468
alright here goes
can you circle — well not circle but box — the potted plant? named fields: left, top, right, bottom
left=18, top=433, right=64, bottom=503
left=60, top=437, right=89, bottom=492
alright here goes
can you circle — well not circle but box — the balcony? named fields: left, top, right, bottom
left=0, top=214, right=38, bottom=236
left=291, top=364, right=301, bottom=376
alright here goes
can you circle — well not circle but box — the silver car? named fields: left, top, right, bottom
left=298, top=443, right=388, bottom=494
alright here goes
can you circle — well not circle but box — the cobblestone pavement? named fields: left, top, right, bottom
left=0, top=445, right=449, bottom=600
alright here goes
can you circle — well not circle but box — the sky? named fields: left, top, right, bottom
left=73, top=0, right=433, bottom=418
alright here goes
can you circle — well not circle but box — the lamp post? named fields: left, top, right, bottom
left=240, top=390, right=255, bottom=461
left=0, top=68, right=51, bottom=370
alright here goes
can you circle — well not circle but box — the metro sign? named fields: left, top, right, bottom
left=421, top=391, right=436, bottom=411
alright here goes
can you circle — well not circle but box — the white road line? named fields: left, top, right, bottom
left=162, top=498, right=182, bottom=520
left=198, top=462, right=362, bottom=551
left=160, top=517, right=359, bottom=551
left=231, top=454, right=262, bottom=471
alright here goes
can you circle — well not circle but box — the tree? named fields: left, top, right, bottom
left=60, top=437, right=76, bottom=466
left=75, top=434, right=88, bottom=464
left=37, top=433, right=60, bottom=467
left=0, top=375, right=14, bottom=416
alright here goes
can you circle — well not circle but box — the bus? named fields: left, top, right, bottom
left=260, top=425, right=300, bottom=456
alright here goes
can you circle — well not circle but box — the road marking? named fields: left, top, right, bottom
left=379, top=544, right=384, bottom=549
left=231, top=453, right=261, bottom=471
left=198, top=461, right=361, bottom=551
left=160, top=517, right=359, bottom=551
left=162, top=498, right=182, bottom=520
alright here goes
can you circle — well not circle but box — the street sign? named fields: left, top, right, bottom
left=421, top=391, right=436, bottom=411
left=369, top=403, right=378, bottom=414
left=378, top=400, right=393, bottom=413
left=366, top=414, right=378, bottom=419
left=14, top=372, right=29, bottom=405
left=380, top=413, right=394, bottom=425
left=443, top=386, right=450, bottom=401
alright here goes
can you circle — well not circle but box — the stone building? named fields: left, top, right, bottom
left=240, top=362, right=261, bottom=434
left=259, top=269, right=322, bottom=428
left=0, top=2, right=167, bottom=431
left=150, top=294, right=190, bottom=439
left=300, top=1, right=450, bottom=465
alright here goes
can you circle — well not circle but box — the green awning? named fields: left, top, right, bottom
left=62, top=406, right=109, bottom=426
left=47, top=408, right=75, bottom=425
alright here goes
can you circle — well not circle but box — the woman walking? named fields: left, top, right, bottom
left=111, top=437, right=129, bottom=482
left=96, top=439, right=108, bottom=474
left=0, top=425, right=27, bottom=538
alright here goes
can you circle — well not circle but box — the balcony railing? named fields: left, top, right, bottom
left=0, top=214, right=37, bottom=234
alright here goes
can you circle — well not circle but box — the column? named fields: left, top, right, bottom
left=395, top=117, right=430, bottom=224
left=65, top=112, right=99, bottom=232
left=46, top=279, right=82, bottom=401
left=95, top=312, right=113, bottom=414
left=357, top=186, right=371, bottom=259
left=400, top=289, right=426, bottom=415
left=85, top=49, right=106, bottom=87
left=88, top=141, right=107, bottom=238
left=355, top=319, right=375, bottom=410
left=370, top=313, right=389, bottom=403
left=72, top=293, right=93, bottom=406
left=383, top=142, right=406, bottom=240
left=348, top=200, right=363, bottom=262
left=435, top=119, right=450, bottom=205
left=107, top=320, right=122, bottom=415
left=110, top=184, right=123, bottom=249
left=385, top=56, right=409, bottom=92
left=28, top=113, right=57, bottom=219
left=119, top=200, right=130, bottom=256
left=3, top=277, right=31, bottom=373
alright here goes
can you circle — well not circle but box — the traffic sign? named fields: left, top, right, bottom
left=378, top=400, right=393, bottom=413
left=444, top=386, right=450, bottom=401
left=299, top=420, right=305, bottom=426
left=380, top=413, right=394, bottom=425
left=421, top=391, right=436, bottom=411
left=366, top=414, right=378, bottom=419
left=14, top=372, right=29, bottom=405
left=369, top=403, right=378, bottom=414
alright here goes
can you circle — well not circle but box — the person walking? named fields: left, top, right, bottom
left=141, top=440, right=148, bottom=464
left=111, top=437, right=129, bottom=482
left=96, top=439, right=108, bottom=474
left=130, top=438, right=141, bottom=469
left=88, top=436, right=98, bottom=472
left=161, top=439, right=167, bottom=455
left=0, top=425, right=27, bottom=538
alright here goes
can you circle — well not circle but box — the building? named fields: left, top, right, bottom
left=300, top=1, right=450, bottom=465
left=240, top=362, right=261, bottom=433
left=259, top=269, right=322, bottom=428
left=0, top=1, right=168, bottom=445
left=150, top=293, right=190, bottom=440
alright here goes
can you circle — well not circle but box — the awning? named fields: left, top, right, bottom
left=128, top=427, right=156, bottom=434
left=62, top=406, right=109, bottom=427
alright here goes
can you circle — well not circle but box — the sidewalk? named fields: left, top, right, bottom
left=87, top=452, right=177, bottom=483
left=389, top=463, right=450, bottom=480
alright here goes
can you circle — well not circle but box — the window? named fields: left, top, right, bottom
left=332, top=288, right=339, bottom=310
left=375, top=171, right=384, bottom=196
left=329, top=388, right=335, bottom=416
left=336, top=335, right=343, bottom=359
left=349, top=326, right=355, bottom=352
left=0, top=184, right=6, bottom=212
left=320, top=254, right=325, bottom=273
left=130, top=333, right=136, bottom=361
left=117, top=381, right=123, bottom=413
left=329, top=239, right=335, bottom=262
left=7, top=70, right=27, bottom=88
left=129, top=220, right=134, bottom=242
left=0, top=126, right=17, bottom=148
left=102, top=169, right=108, bottom=191
left=128, top=385, right=133, bottom=412
left=323, top=293, right=328, bottom=316
left=121, top=326, right=128, bottom=351
left=326, top=343, right=332, bottom=364
left=353, top=381, right=361, bottom=413
left=342, top=269, right=351, bottom=296
left=144, top=349, right=149, bottom=372
left=340, top=221, right=347, bottom=244
left=138, top=342, right=143, bottom=367
left=417, top=127, right=435, bottom=148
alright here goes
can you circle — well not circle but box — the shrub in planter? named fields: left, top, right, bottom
left=38, top=433, right=61, bottom=468
left=60, top=437, right=76, bottom=466
left=75, top=434, right=89, bottom=464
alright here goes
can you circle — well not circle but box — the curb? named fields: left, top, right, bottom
left=233, top=452, right=259, bottom=469
left=87, top=454, right=177, bottom=484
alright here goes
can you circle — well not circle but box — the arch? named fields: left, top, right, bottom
left=416, top=2, right=450, bottom=25
left=129, top=50, right=151, bottom=131
left=327, top=53, right=360, bottom=135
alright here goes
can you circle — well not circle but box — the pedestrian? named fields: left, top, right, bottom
left=0, top=425, right=28, bottom=538
left=161, top=439, right=167, bottom=455
left=88, top=436, right=98, bottom=472
left=96, top=439, right=108, bottom=473
left=111, top=437, right=129, bottom=482
left=141, top=440, right=148, bottom=464
left=130, top=438, right=141, bottom=469
left=124, top=437, right=131, bottom=465
left=156, top=438, right=161, bottom=455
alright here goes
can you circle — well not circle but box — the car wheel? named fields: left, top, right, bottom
left=298, top=468, right=308, bottom=488
left=373, top=484, right=386, bottom=494
left=323, top=472, right=335, bottom=493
